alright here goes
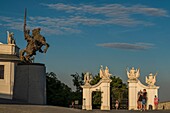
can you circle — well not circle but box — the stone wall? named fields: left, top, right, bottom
left=158, top=101, right=170, bottom=110
left=0, top=44, right=19, bottom=55
left=0, top=43, right=19, bottom=99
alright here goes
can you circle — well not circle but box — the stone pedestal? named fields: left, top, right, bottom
left=13, top=63, right=46, bottom=104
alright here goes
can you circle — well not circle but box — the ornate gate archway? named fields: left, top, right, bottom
left=82, top=66, right=112, bottom=110
left=127, top=67, right=159, bottom=110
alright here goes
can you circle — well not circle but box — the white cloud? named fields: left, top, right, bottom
left=42, top=3, right=167, bottom=16
left=0, top=16, right=82, bottom=35
left=130, top=5, right=169, bottom=17
left=0, top=3, right=168, bottom=35
left=42, top=3, right=169, bottom=17
left=40, top=3, right=169, bottom=28
left=97, top=42, right=155, bottom=51
left=0, top=16, right=23, bottom=31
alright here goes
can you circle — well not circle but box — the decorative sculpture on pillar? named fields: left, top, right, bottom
left=84, top=72, right=92, bottom=85
left=100, top=65, right=112, bottom=79
left=19, top=8, right=49, bottom=63
left=146, top=72, right=157, bottom=86
left=126, top=67, right=140, bottom=80
left=7, top=31, right=15, bottom=44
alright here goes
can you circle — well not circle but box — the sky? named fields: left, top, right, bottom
left=0, top=0, right=170, bottom=102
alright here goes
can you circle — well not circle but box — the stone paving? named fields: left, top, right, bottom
left=0, top=104, right=170, bottom=113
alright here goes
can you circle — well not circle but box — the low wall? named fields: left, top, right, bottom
left=158, top=101, right=170, bottom=110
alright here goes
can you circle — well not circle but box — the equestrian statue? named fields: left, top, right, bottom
left=20, top=9, right=49, bottom=63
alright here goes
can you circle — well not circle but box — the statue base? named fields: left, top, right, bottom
left=13, top=63, right=46, bottom=104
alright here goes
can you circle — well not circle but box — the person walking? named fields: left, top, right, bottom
left=138, top=90, right=143, bottom=110
left=154, top=95, right=159, bottom=110
left=71, top=101, right=74, bottom=108
left=115, top=100, right=119, bottom=110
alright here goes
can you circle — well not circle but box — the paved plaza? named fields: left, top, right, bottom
left=0, top=104, right=170, bottom=113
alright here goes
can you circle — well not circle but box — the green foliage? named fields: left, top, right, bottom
left=90, top=73, right=101, bottom=85
left=46, top=72, right=72, bottom=107
left=70, top=72, right=83, bottom=92
left=92, top=91, right=102, bottom=107
left=110, top=76, right=128, bottom=103
left=70, top=72, right=84, bottom=104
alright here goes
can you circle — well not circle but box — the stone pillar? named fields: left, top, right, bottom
left=82, top=85, right=92, bottom=110
left=101, top=79, right=111, bottom=110
left=128, top=80, right=138, bottom=110
left=13, top=63, right=46, bottom=104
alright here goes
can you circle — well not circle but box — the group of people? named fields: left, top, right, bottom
left=137, top=89, right=147, bottom=111
left=137, top=89, right=159, bottom=111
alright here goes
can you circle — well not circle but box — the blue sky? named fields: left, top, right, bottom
left=0, top=0, right=170, bottom=102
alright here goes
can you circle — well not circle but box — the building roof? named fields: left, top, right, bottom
left=0, top=54, right=20, bottom=62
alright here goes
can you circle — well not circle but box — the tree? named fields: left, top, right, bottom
left=110, top=76, right=128, bottom=102
left=110, top=76, right=128, bottom=109
left=70, top=72, right=83, bottom=92
left=90, top=73, right=101, bottom=85
left=46, top=72, right=72, bottom=107
left=70, top=72, right=84, bottom=105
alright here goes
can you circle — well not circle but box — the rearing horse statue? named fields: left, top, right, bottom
left=32, top=28, right=49, bottom=53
